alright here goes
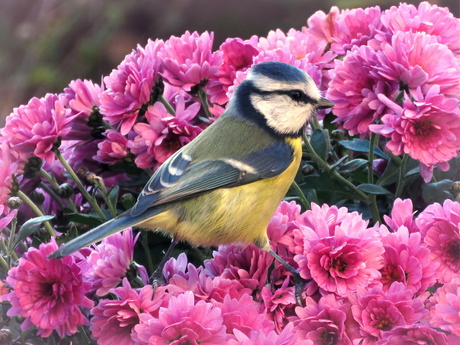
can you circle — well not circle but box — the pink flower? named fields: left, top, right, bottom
left=132, top=291, right=228, bottom=345
left=85, top=228, right=145, bottom=296
left=370, top=86, right=460, bottom=182
left=2, top=239, right=93, bottom=337
left=350, top=282, right=428, bottom=342
left=0, top=209, right=18, bottom=230
left=159, top=31, right=222, bottom=92
left=375, top=31, right=460, bottom=98
left=293, top=203, right=384, bottom=295
left=129, top=93, right=202, bottom=169
left=204, top=244, right=273, bottom=292
left=99, top=39, right=164, bottom=135
left=94, top=129, right=130, bottom=165
left=228, top=322, right=303, bottom=345
left=429, top=283, right=460, bottom=336
left=376, top=325, right=450, bottom=345
left=291, top=294, right=352, bottom=345
left=91, top=279, right=166, bottom=345
left=416, top=199, right=460, bottom=284
left=383, top=198, right=417, bottom=233
left=380, top=2, right=460, bottom=55
left=379, top=226, right=438, bottom=295
left=0, top=141, right=18, bottom=215
left=326, top=45, right=398, bottom=137
left=1, top=93, right=75, bottom=165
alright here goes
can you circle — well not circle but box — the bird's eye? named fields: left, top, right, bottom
left=289, top=90, right=305, bottom=102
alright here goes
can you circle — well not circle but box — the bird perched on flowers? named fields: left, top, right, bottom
left=50, top=61, right=333, bottom=303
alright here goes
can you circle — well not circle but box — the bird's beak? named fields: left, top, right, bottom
left=317, top=97, right=334, bottom=109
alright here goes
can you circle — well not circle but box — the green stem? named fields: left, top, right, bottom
left=40, top=169, right=77, bottom=211
left=141, top=231, right=155, bottom=274
left=0, top=253, right=9, bottom=273
left=395, top=154, right=409, bottom=199
left=17, top=191, right=56, bottom=237
left=159, top=96, right=176, bottom=115
left=93, top=179, right=117, bottom=218
left=39, top=182, right=66, bottom=209
left=198, top=87, right=213, bottom=119
left=55, top=150, right=106, bottom=220
left=290, top=180, right=311, bottom=210
left=368, top=133, right=379, bottom=185
left=40, top=168, right=59, bottom=189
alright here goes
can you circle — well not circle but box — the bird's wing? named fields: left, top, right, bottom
left=130, top=141, right=294, bottom=217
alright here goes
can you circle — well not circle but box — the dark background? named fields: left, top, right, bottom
left=0, top=0, right=458, bottom=126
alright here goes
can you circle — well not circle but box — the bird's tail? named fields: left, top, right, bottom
left=49, top=207, right=164, bottom=259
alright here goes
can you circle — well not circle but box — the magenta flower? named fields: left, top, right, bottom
left=129, top=93, right=202, bottom=169
left=159, top=31, right=222, bottom=91
left=293, top=203, right=384, bottom=295
left=350, top=282, right=428, bottom=342
left=1, top=93, right=75, bottom=165
left=428, top=283, right=460, bottom=336
left=326, top=45, right=398, bottom=137
left=383, top=198, right=417, bottom=233
left=370, top=86, right=460, bottom=182
left=291, top=294, right=352, bottom=345
left=91, top=279, right=166, bottom=345
left=85, top=228, right=144, bottom=296
left=132, top=291, right=228, bottom=345
left=379, top=226, right=438, bottom=295
left=0, top=141, right=18, bottom=215
left=416, top=199, right=460, bottom=284
left=94, top=129, right=130, bottom=165
left=376, top=325, right=449, bottom=345
left=99, top=39, right=164, bottom=135
left=2, top=239, right=93, bottom=337
left=228, top=322, right=302, bottom=345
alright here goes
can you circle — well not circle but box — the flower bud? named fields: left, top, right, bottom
left=30, top=190, right=45, bottom=205
left=0, top=328, right=12, bottom=345
left=121, top=193, right=135, bottom=210
left=83, top=171, right=99, bottom=185
left=23, top=156, right=43, bottom=179
left=56, top=183, right=74, bottom=199
left=301, top=164, right=315, bottom=175
left=7, top=196, right=22, bottom=210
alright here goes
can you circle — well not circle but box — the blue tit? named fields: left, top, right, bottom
left=50, top=61, right=334, bottom=303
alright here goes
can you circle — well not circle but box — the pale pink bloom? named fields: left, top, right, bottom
left=0, top=141, right=19, bottom=215
left=379, top=226, right=438, bottom=295
left=2, top=238, right=93, bottom=337
left=375, top=31, right=460, bottom=98
left=306, top=6, right=341, bottom=44
left=0, top=210, right=17, bottom=230
left=204, top=244, right=273, bottom=292
left=228, top=322, right=304, bottom=345
left=380, top=2, right=460, bottom=55
left=429, top=283, right=460, bottom=336
left=159, top=31, right=222, bottom=91
left=132, top=291, right=228, bottom=345
left=383, top=198, right=417, bottom=233
left=376, top=325, right=450, bottom=345
left=291, top=294, right=353, bottom=345
left=91, top=279, right=166, bottom=345
left=1, top=93, right=76, bottom=165
left=370, top=86, right=460, bottom=182
left=416, top=200, right=460, bottom=284
left=85, top=228, right=144, bottom=296
left=94, top=129, right=130, bottom=165
left=293, top=203, right=384, bottom=295
left=326, top=45, right=398, bottom=137
left=129, top=93, right=202, bottom=169
left=99, top=39, right=164, bottom=135
left=61, top=79, right=104, bottom=142
left=0, top=280, right=8, bottom=297
left=350, top=282, right=428, bottom=342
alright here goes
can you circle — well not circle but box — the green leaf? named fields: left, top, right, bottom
left=357, top=183, right=391, bottom=195
left=422, top=179, right=453, bottom=204
left=330, top=155, right=349, bottom=170
left=376, top=160, right=399, bottom=186
left=339, top=139, right=389, bottom=160
left=108, top=185, right=120, bottom=208
left=310, top=129, right=327, bottom=160
left=14, top=215, right=55, bottom=248
left=338, top=158, right=368, bottom=173
left=67, top=212, right=104, bottom=226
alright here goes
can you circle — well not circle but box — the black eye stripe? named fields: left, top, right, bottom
left=252, top=89, right=314, bottom=104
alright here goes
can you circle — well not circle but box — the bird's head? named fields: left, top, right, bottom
left=229, top=61, right=334, bottom=138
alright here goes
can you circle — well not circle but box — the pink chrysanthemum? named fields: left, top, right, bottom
left=99, top=39, right=164, bottom=135
left=380, top=2, right=460, bottom=55
left=383, top=198, right=417, bottom=233
left=350, top=282, right=428, bottom=342
left=159, top=31, right=222, bottom=92
left=370, top=86, right=460, bottom=182
left=129, top=93, right=202, bottom=169
left=375, top=31, right=460, bottom=98
left=379, top=226, right=438, bottom=295
left=428, top=283, right=460, bottom=336
left=0, top=141, right=18, bottom=215
left=228, top=322, right=303, bottom=345
left=85, top=228, right=144, bottom=296
left=132, top=291, right=228, bottom=345
left=376, top=325, right=450, bottom=345
left=326, top=45, right=398, bottom=137
left=91, top=279, right=166, bottom=345
left=2, top=239, right=93, bottom=337
left=94, top=129, right=130, bottom=165
left=1, top=93, right=76, bottom=165
left=291, top=294, right=352, bottom=345
left=416, top=199, right=460, bottom=284
left=293, top=203, right=384, bottom=295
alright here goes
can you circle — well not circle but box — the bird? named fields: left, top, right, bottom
left=50, top=61, right=334, bottom=303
